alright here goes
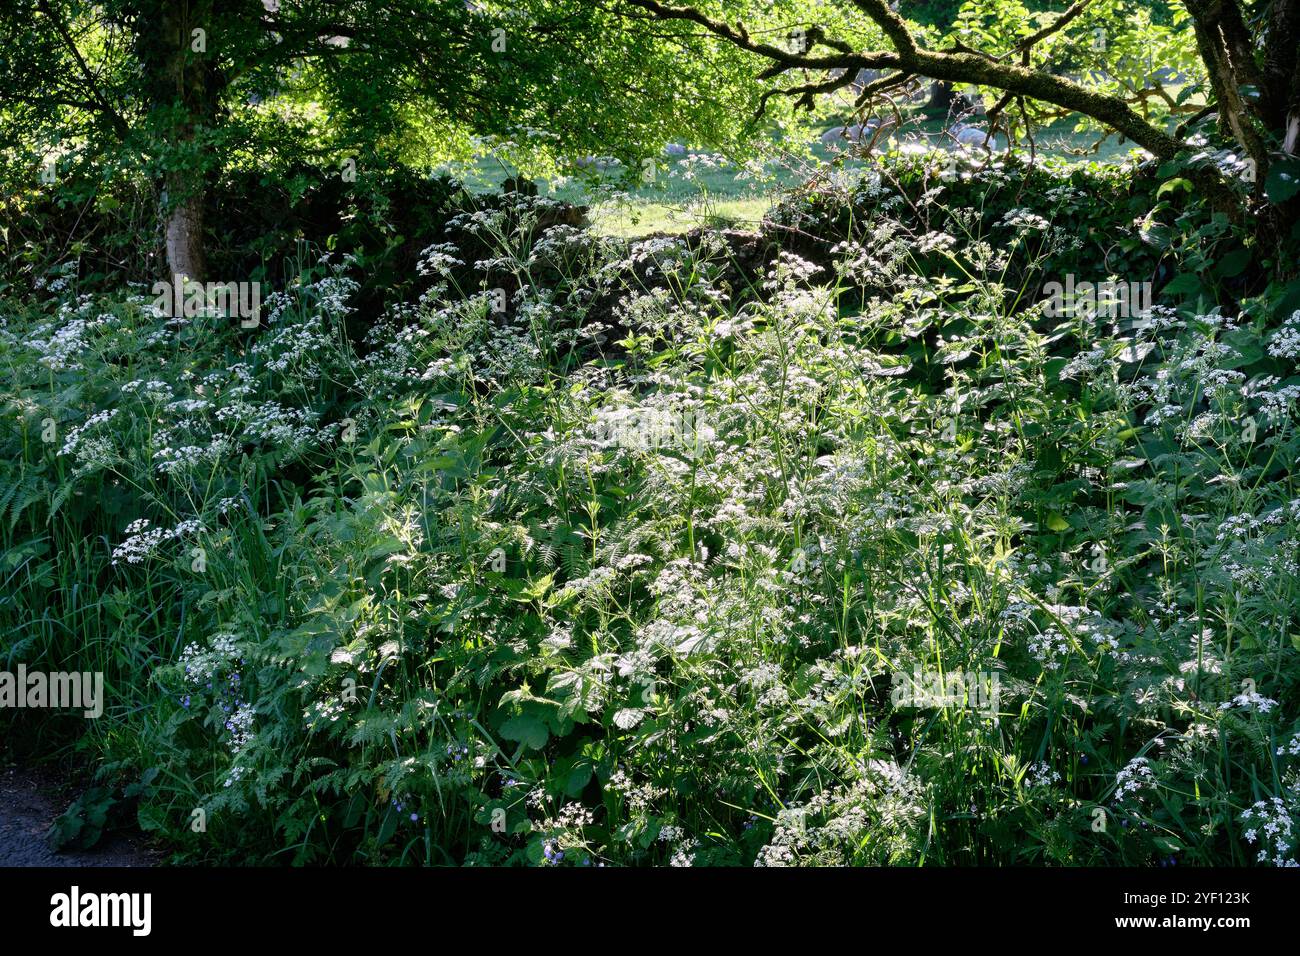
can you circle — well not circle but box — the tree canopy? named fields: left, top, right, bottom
left=625, top=1, right=1297, bottom=235
left=3, top=0, right=1298, bottom=277
left=0, top=0, right=767, bottom=277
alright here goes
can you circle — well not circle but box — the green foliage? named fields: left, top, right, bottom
left=0, top=1, right=775, bottom=202
left=4, top=154, right=1298, bottom=865
left=47, top=786, right=117, bottom=852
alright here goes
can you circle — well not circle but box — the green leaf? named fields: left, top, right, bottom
left=500, top=713, right=550, bottom=750
left=1156, top=178, right=1192, bottom=199
left=137, top=803, right=167, bottom=833
left=376, top=805, right=400, bottom=847
left=1214, top=248, right=1252, bottom=279
left=1265, top=159, right=1300, bottom=203
left=1161, top=273, right=1205, bottom=297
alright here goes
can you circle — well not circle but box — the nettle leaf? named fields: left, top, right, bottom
left=1222, top=329, right=1264, bottom=367
left=495, top=573, right=554, bottom=603
left=613, top=707, right=645, bottom=730
left=1118, top=342, right=1156, bottom=364
left=136, top=803, right=167, bottom=833
left=1161, top=273, right=1205, bottom=297
left=500, top=713, right=550, bottom=750
left=1118, top=479, right=1162, bottom=506
left=1214, top=247, right=1252, bottom=279
left=1140, top=222, right=1176, bottom=250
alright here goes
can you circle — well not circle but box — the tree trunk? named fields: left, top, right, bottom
left=136, top=0, right=221, bottom=282
left=162, top=182, right=206, bottom=283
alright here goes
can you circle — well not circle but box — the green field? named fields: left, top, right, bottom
left=456, top=114, right=1145, bottom=237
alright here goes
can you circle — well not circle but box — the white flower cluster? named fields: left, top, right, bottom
left=1218, top=690, right=1279, bottom=714
left=1114, top=756, right=1156, bottom=803
left=763, top=251, right=823, bottom=292
left=1241, top=798, right=1297, bottom=867
left=754, top=760, right=926, bottom=866
left=111, top=517, right=204, bottom=566
left=1001, top=207, right=1051, bottom=233
left=1059, top=347, right=1108, bottom=380
left=1244, top=374, right=1300, bottom=423
left=24, top=303, right=119, bottom=371
left=179, top=631, right=242, bottom=687
left=417, top=242, right=465, bottom=277
left=59, top=408, right=119, bottom=462
left=1025, top=761, right=1061, bottom=789
left=225, top=703, right=256, bottom=752
left=1267, top=311, right=1300, bottom=360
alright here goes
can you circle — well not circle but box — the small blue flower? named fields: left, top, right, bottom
left=543, top=841, right=564, bottom=865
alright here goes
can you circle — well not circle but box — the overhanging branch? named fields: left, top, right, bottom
left=624, top=0, right=1182, bottom=160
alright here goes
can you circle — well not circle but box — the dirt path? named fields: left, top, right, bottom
left=0, top=766, right=158, bottom=867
